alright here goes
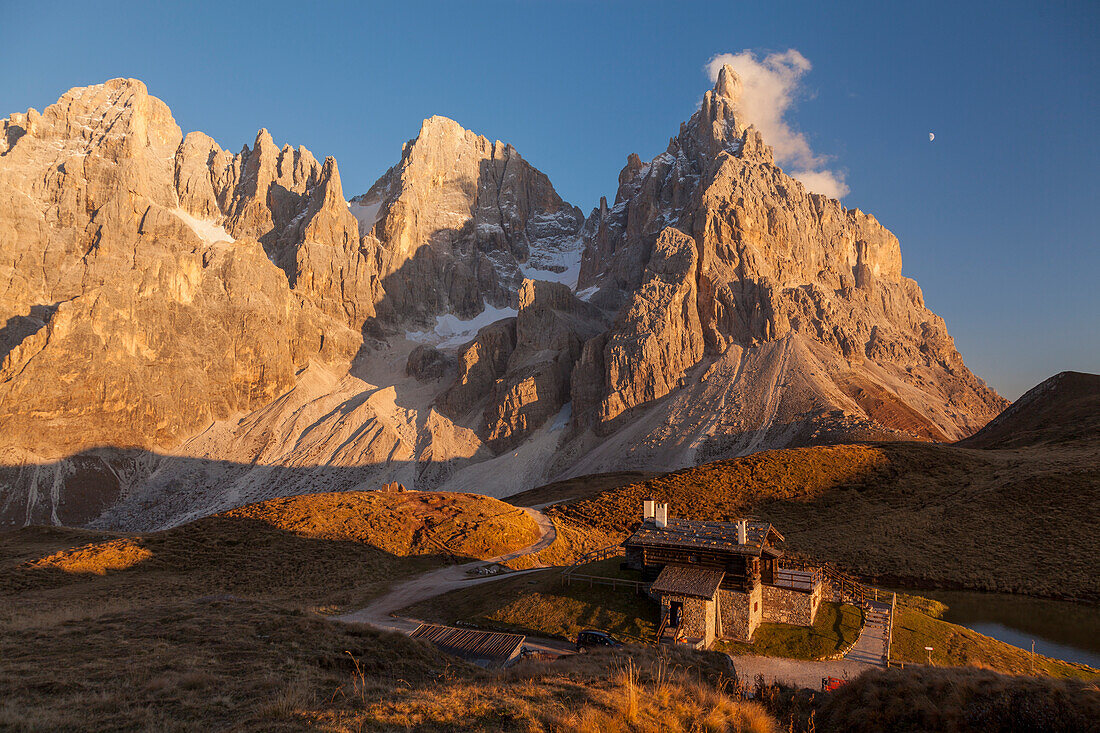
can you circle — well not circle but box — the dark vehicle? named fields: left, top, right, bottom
left=575, top=630, right=623, bottom=652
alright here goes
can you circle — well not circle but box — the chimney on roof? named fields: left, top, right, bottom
left=737, top=520, right=748, bottom=544
left=655, top=503, right=668, bottom=528
left=644, top=499, right=655, bottom=523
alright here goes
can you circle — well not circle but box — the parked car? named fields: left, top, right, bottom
left=575, top=630, right=623, bottom=652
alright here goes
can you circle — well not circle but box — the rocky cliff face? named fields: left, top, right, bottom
left=568, top=65, right=1005, bottom=454
left=0, top=80, right=359, bottom=459
left=352, top=115, right=584, bottom=327
left=0, top=73, right=1007, bottom=528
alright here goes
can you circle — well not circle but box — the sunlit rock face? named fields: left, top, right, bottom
left=351, top=115, right=585, bottom=328
left=0, top=80, right=359, bottom=459
left=0, top=72, right=1005, bottom=529
left=568, top=65, right=1004, bottom=450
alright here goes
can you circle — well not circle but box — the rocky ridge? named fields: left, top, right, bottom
left=0, top=72, right=1007, bottom=528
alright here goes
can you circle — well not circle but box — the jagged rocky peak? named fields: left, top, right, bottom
left=170, top=123, right=376, bottom=328
left=577, top=66, right=776, bottom=298
left=0, top=73, right=1013, bottom=529
left=570, top=64, right=1006, bottom=445
left=351, top=114, right=584, bottom=329
left=714, top=64, right=743, bottom=101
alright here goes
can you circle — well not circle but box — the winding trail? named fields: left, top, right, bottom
left=336, top=507, right=563, bottom=649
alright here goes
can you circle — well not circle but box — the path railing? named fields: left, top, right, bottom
left=655, top=610, right=669, bottom=645
left=822, top=562, right=869, bottom=608
left=885, top=592, right=896, bottom=665
left=563, top=544, right=625, bottom=572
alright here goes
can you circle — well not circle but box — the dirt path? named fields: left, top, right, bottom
left=335, top=507, right=558, bottom=637
left=728, top=655, right=872, bottom=689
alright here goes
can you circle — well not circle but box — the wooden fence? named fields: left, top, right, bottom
left=560, top=545, right=651, bottom=592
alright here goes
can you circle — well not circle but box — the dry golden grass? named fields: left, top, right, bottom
left=220, top=490, right=541, bottom=560
left=552, top=444, right=888, bottom=535
left=818, top=666, right=1100, bottom=732
left=550, top=441, right=1100, bottom=601
left=0, top=597, right=776, bottom=733
left=506, top=471, right=658, bottom=509
left=0, top=490, right=543, bottom=623
left=320, top=647, right=774, bottom=733
left=34, top=537, right=152, bottom=573
left=0, top=598, right=461, bottom=732
left=404, top=558, right=660, bottom=644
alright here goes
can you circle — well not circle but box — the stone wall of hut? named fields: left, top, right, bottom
left=718, top=585, right=762, bottom=641
left=761, top=583, right=822, bottom=626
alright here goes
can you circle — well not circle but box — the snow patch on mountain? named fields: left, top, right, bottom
left=173, top=208, right=234, bottom=246
left=407, top=303, right=519, bottom=348
left=348, top=200, right=384, bottom=235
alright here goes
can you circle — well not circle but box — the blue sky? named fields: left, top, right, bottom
left=2, top=0, right=1097, bottom=399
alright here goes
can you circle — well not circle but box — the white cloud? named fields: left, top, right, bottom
left=784, top=169, right=849, bottom=200
left=706, top=50, right=849, bottom=198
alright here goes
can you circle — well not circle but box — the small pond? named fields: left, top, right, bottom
left=905, top=589, right=1100, bottom=668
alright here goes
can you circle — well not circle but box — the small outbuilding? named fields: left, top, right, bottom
left=410, top=623, right=525, bottom=668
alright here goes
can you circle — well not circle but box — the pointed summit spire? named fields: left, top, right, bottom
left=715, top=64, right=743, bottom=102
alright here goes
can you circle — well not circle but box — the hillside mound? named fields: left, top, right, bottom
left=1, top=491, right=541, bottom=614
left=548, top=440, right=1099, bottom=601
left=959, top=371, right=1100, bottom=449
left=818, top=666, right=1100, bottom=732
left=217, top=490, right=540, bottom=560
left=0, top=596, right=774, bottom=732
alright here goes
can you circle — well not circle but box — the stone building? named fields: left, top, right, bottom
left=623, top=501, right=822, bottom=649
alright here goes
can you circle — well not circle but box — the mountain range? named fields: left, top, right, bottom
left=0, top=68, right=1006, bottom=529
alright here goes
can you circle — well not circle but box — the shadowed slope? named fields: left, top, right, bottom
left=959, top=371, right=1099, bottom=449
left=547, top=439, right=1099, bottom=601
left=1, top=490, right=540, bottom=616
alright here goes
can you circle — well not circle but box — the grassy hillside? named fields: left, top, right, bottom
left=1, top=492, right=784, bottom=731
left=0, top=597, right=774, bottom=732
left=959, top=371, right=1099, bottom=449
left=816, top=666, right=1100, bottom=733
left=889, top=594, right=1096, bottom=680
left=405, top=558, right=661, bottom=644
left=0, top=490, right=540, bottom=619
left=219, top=490, right=541, bottom=561
left=547, top=441, right=1099, bottom=601
left=506, top=471, right=658, bottom=508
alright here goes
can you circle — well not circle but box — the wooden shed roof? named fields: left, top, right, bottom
left=410, top=624, right=524, bottom=668
left=649, top=565, right=726, bottom=599
left=624, top=518, right=782, bottom=556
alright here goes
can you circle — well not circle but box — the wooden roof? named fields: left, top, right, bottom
left=649, top=565, right=725, bottom=599
left=624, top=518, right=782, bottom=556
left=410, top=624, right=524, bottom=667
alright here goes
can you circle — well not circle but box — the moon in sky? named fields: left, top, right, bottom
left=929, top=132, right=935, bottom=142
